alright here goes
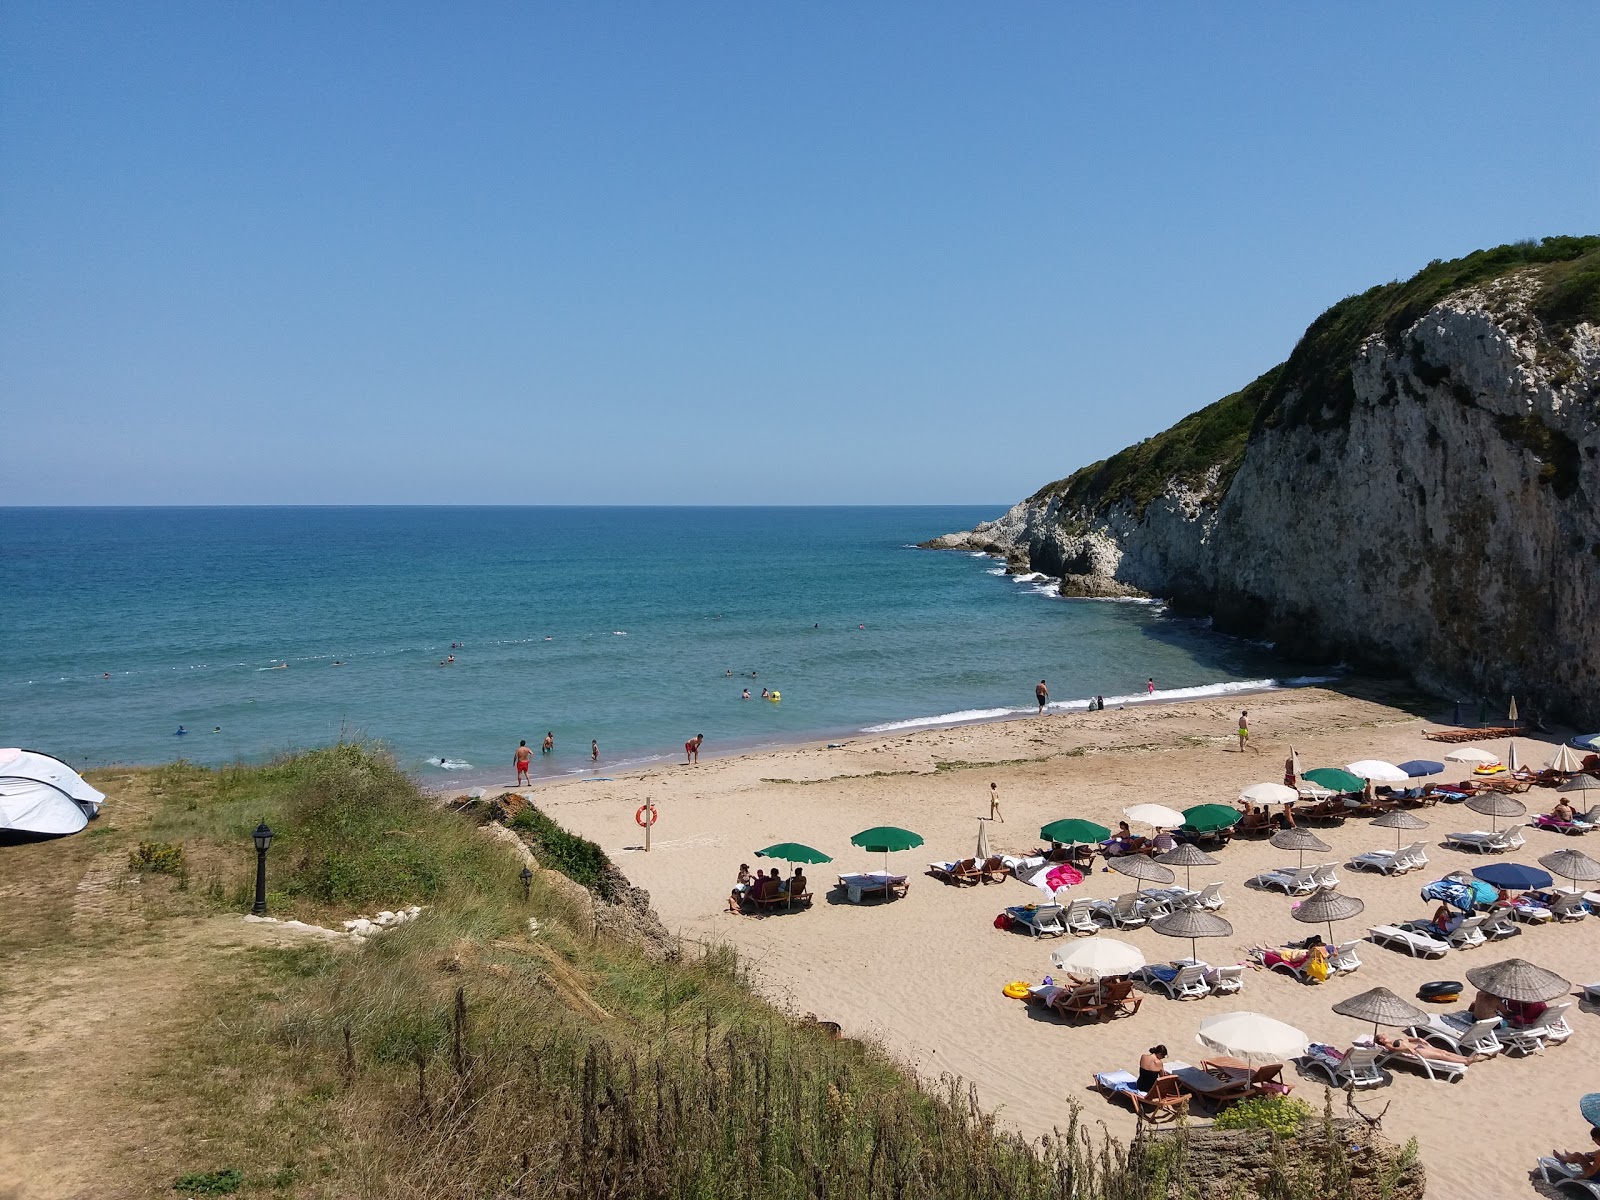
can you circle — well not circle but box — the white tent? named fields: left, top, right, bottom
left=0, top=749, right=105, bottom=841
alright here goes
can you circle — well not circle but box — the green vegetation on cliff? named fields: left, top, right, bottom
left=1033, top=236, right=1598, bottom=520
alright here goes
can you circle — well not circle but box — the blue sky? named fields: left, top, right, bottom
left=3, top=4, right=1596, bottom=505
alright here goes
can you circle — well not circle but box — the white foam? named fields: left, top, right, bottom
left=430, top=758, right=473, bottom=770
left=612, top=631, right=627, bottom=636
left=985, top=566, right=1008, bottom=576
left=1010, top=571, right=1047, bottom=582
left=862, top=706, right=1023, bottom=732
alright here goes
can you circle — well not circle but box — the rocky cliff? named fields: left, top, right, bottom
left=929, top=237, right=1600, bottom=727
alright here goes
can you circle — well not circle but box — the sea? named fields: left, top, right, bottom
left=1, top=507, right=1331, bottom=789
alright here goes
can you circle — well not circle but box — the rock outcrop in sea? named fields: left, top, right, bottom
left=927, top=238, right=1600, bottom=726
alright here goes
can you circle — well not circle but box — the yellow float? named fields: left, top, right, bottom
left=1472, top=761, right=1507, bottom=776
left=1002, top=980, right=1031, bottom=999
left=768, top=690, right=781, bottom=702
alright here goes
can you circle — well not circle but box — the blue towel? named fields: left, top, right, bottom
left=1144, top=964, right=1179, bottom=982
left=1419, top=879, right=1477, bottom=914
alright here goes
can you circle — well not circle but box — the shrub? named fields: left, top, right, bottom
left=129, top=842, right=186, bottom=876
left=1213, top=1093, right=1313, bottom=1137
left=509, top=803, right=613, bottom=896
left=171, top=1167, right=242, bottom=1195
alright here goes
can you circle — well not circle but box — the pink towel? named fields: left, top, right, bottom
left=1046, top=864, right=1084, bottom=891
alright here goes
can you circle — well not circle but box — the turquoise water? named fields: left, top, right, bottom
left=1, top=507, right=1313, bottom=786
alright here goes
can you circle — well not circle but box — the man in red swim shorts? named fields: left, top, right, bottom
left=514, top=740, right=532, bottom=784
left=685, top=734, right=704, bottom=764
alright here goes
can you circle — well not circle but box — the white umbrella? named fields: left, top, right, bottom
left=1196, top=1011, right=1309, bottom=1063
left=1445, top=747, right=1500, bottom=765
left=1509, top=696, right=1520, bottom=723
left=1124, top=803, right=1185, bottom=828
left=976, top=819, right=991, bottom=864
left=1241, top=783, right=1298, bottom=806
left=1051, top=938, right=1145, bottom=980
left=1549, top=745, right=1587, bottom=774
left=1346, top=760, right=1408, bottom=783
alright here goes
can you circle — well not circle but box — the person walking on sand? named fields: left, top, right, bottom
left=542, top=731, right=554, bottom=755
left=686, top=733, right=704, bottom=764
left=591, top=739, right=599, bottom=764
left=988, top=781, right=1004, bottom=823
left=515, top=740, right=532, bottom=784
left=1237, top=710, right=1260, bottom=754
left=1035, top=679, right=1049, bottom=714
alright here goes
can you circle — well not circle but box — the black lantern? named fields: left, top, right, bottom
left=519, top=864, right=533, bottom=901
left=251, top=822, right=274, bottom=915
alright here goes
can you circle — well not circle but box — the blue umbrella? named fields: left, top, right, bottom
left=1471, top=863, right=1553, bottom=891
left=1395, top=759, right=1444, bottom=778
left=1573, top=734, right=1600, bottom=752
left=1582, top=1093, right=1600, bottom=1130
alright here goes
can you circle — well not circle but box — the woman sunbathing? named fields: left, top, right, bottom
left=1374, top=1033, right=1489, bottom=1064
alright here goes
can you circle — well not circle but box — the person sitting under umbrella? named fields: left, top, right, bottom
left=1104, top=822, right=1148, bottom=856
left=1551, top=797, right=1578, bottom=824
left=1554, top=1129, right=1600, bottom=1182
left=1374, top=1032, right=1490, bottom=1065
left=1469, top=989, right=1505, bottom=1024
left=1237, top=806, right=1271, bottom=834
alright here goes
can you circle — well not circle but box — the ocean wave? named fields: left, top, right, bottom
left=428, top=758, right=473, bottom=770
left=859, top=675, right=1343, bottom=734
left=985, top=566, right=1008, bottom=576
left=1010, top=571, right=1047, bottom=582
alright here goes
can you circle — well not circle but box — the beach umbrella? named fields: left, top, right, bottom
left=1155, top=842, right=1218, bottom=888
left=1558, top=775, right=1600, bottom=795
left=1302, top=767, right=1364, bottom=794
left=756, top=842, right=833, bottom=865
left=1538, top=848, right=1600, bottom=889
left=1581, top=1094, right=1600, bottom=1130
left=1371, top=808, right=1428, bottom=849
left=1051, top=938, right=1144, bottom=980
left=1241, top=783, right=1297, bottom=806
left=1269, top=827, right=1331, bottom=868
left=1347, top=760, right=1408, bottom=783
left=1445, top=747, right=1500, bottom=766
left=1332, top=987, right=1430, bottom=1039
left=976, top=820, right=991, bottom=865
left=1465, top=958, right=1571, bottom=1003
left=1124, top=803, right=1185, bottom=829
left=1150, top=908, right=1233, bottom=964
left=1039, top=818, right=1110, bottom=845
left=1181, top=804, right=1240, bottom=833
left=1548, top=745, right=1587, bottom=774
left=1509, top=696, right=1520, bottom=723
left=1107, top=854, right=1174, bottom=899
left=1289, top=746, right=1303, bottom=780
left=1196, top=1011, right=1309, bottom=1063
left=1508, top=742, right=1521, bottom=773
left=1292, top=885, right=1366, bottom=944
left=1465, top=791, right=1526, bottom=832
left=850, top=826, right=923, bottom=876
left=1471, top=862, right=1552, bottom=892
left=1573, top=734, right=1600, bottom=753
left=1395, top=760, right=1444, bottom=778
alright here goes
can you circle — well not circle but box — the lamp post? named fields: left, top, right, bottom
left=519, top=865, right=532, bottom=902
left=251, top=822, right=274, bottom=916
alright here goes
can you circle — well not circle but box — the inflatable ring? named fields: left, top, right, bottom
left=769, top=691, right=781, bottom=702
left=635, top=804, right=658, bottom=828
left=1002, top=980, right=1031, bottom=1000
left=1418, top=980, right=1463, bottom=1003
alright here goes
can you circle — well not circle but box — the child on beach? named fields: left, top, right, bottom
left=988, top=782, right=1003, bottom=823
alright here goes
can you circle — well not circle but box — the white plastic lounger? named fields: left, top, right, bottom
left=1062, top=898, right=1100, bottom=935
left=1349, top=841, right=1429, bottom=876
left=1377, top=1045, right=1467, bottom=1083
left=1443, top=825, right=1525, bottom=854
left=1312, top=862, right=1340, bottom=888
left=1407, top=1014, right=1502, bottom=1058
left=1090, top=893, right=1148, bottom=929
left=1445, top=914, right=1488, bottom=949
left=1299, top=1043, right=1384, bottom=1089
left=1329, top=940, right=1363, bottom=974
left=1252, top=865, right=1319, bottom=895
left=1501, top=1002, right=1575, bottom=1056
left=1006, top=904, right=1066, bottom=938
left=1482, top=909, right=1522, bottom=939
left=1536, top=1157, right=1600, bottom=1199
left=1131, top=962, right=1210, bottom=1000
left=1549, top=893, right=1590, bottom=921
left=1204, top=964, right=1245, bottom=995
left=1367, top=924, right=1449, bottom=958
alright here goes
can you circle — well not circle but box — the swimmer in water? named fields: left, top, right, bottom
left=761, top=688, right=769, bottom=699
left=102, top=672, right=110, bottom=679
left=212, top=726, right=221, bottom=733
left=175, top=726, right=187, bottom=736
left=333, top=660, right=344, bottom=666
left=741, top=688, right=750, bottom=700
left=542, top=731, right=554, bottom=755
left=591, top=739, right=599, bottom=763
left=272, top=661, right=288, bottom=669
left=446, top=654, right=455, bottom=664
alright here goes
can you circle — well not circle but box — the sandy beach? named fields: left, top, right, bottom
left=518, top=683, right=1597, bottom=1199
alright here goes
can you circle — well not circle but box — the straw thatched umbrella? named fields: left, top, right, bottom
left=1107, top=854, right=1174, bottom=899
left=1292, top=885, right=1366, bottom=944
left=1537, top=848, right=1600, bottom=890
left=1465, top=958, right=1570, bottom=1003
left=1270, top=827, right=1331, bottom=868
left=1332, top=986, right=1431, bottom=1039
left=1558, top=774, right=1600, bottom=795
left=1464, top=791, right=1526, bottom=832
left=1155, top=842, right=1218, bottom=889
left=1151, top=908, right=1233, bottom=965
left=1371, top=808, right=1429, bottom=849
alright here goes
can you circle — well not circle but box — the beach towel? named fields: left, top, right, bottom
left=1420, top=879, right=1480, bottom=913
left=1046, top=864, right=1084, bottom=891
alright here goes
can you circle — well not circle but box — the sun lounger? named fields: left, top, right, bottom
left=1501, top=1002, right=1574, bottom=1055
left=1549, top=892, right=1590, bottom=921
left=1482, top=908, right=1522, bottom=939
left=1533, top=813, right=1594, bottom=837
left=1062, top=897, right=1100, bottom=936
left=836, top=871, right=909, bottom=904
left=1131, top=962, right=1211, bottom=1000
left=978, top=854, right=1010, bottom=883
left=1368, top=924, right=1450, bottom=958
left=1251, top=865, right=1320, bottom=895
left=1508, top=896, right=1553, bottom=923
left=1205, top=964, right=1245, bottom=995
left=1165, top=1060, right=1252, bottom=1108
left=1536, top=1156, right=1600, bottom=1199
left=1089, top=892, right=1149, bottom=929
left=1444, top=914, right=1488, bottom=949
left=1312, top=862, right=1340, bottom=888
left=1376, top=1043, right=1468, bottom=1082
left=1004, top=904, right=1066, bottom=937
left=1350, top=841, right=1428, bottom=875
left=927, top=858, right=982, bottom=886
left=1299, top=1043, right=1385, bottom=1089
left=1442, top=824, right=1526, bottom=854
left=999, top=853, right=1046, bottom=875
left=1244, top=1062, right=1293, bottom=1096
left=1406, top=1013, right=1503, bottom=1058
left=1092, top=1070, right=1188, bottom=1122
left=1329, top=940, right=1363, bottom=973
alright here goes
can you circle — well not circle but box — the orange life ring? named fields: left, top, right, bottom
left=635, top=804, right=658, bottom=828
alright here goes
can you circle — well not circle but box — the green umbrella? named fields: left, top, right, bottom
left=850, top=825, right=924, bottom=877
left=755, top=843, right=833, bottom=865
left=1040, top=818, right=1111, bottom=845
left=1302, top=767, right=1365, bottom=794
left=1181, top=804, right=1240, bottom=833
